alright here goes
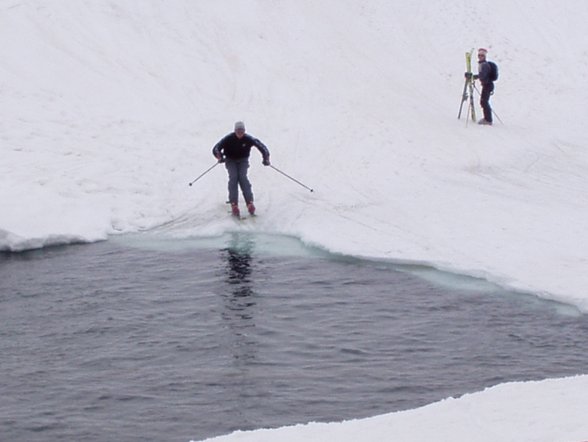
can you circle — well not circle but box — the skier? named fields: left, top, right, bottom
left=212, top=121, right=271, bottom=217
left=474, top=48, right=495, bottom=125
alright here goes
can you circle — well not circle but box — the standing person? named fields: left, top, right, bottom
left=212, top=121, right=271, bottom=217
left=474, top=48, right=495, bottom=125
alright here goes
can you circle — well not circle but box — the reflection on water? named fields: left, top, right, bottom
left=220, top=234, right=258, bottom=364
left=221, top=233, right=256, bottom=311
left=224, top=234, right=254, bottom=296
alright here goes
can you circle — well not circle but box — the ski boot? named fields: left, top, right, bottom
left=246, top=201, right=256, bottom=216
left=230, top=202, right=240, bottom=218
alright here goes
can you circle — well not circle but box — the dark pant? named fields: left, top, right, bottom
left=225, top=158, right=253, bottom=204
left=480, top=82, right=494, bottom=122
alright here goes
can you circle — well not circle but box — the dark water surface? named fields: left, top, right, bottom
left=1, top=233, right=587, bottom=442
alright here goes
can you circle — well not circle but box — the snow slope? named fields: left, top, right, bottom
left=3, top=0, right=587, bottom=307
left=2, top=1, right=588, bottom=440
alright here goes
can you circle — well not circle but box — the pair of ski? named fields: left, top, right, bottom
left=226, top=201, right=257, bottom=221
left=232, top=213, right=256, bottom=221
left=458, top=49, right=477, bottom=122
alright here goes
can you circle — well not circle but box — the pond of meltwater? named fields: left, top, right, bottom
left=1, top=232, right=586, bottom=442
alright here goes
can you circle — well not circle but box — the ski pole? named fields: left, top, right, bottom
left=188, top=162, right=219, bottom=186
left=473, top=84, right=504, bottom=125
left=491, top=108, right=504, bottom=125
left=457, top=79, right=469, bottom=119
left=270, top=165, right=314, bottom=192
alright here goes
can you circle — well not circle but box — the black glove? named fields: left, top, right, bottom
left=262, top=158, right=270, bottom=166
left=473, top=74, right=479, bottom=80
left=217, top=156, right=225, bottom=163
left=464, top=72, right=473, bottom=79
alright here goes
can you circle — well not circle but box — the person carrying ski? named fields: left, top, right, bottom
left=212, top=121, right=271, bottom=217
left=474, top=48, right=495, bottom=125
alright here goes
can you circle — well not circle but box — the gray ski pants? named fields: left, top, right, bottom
left=225, top=158, right=253, bottom=204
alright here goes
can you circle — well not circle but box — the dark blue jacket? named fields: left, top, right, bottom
left=212, top=133, right=270, bottom=162
left=478, top=61, right=493, bottom=86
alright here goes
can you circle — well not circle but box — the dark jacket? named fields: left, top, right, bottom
left=212, top=133, right=270, bottom=162
left=477, top=60, right=493, bottom=86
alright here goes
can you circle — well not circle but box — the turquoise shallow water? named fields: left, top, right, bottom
left=1, top=233, right=586, bottom=442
